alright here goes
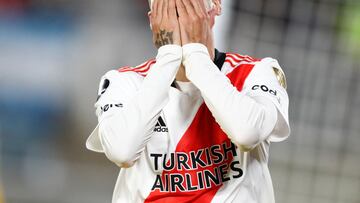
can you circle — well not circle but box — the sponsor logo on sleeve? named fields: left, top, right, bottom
left=251, top=85, right=277, bottom=96
left=100, top=103, right=123, bottom=114
left=97, top=79, right=110, bottom=101
left=251, top=85, right=281, bottom=103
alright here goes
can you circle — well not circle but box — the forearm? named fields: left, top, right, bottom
left=183, top=43, right=277, bottom=150
left=99, top=45, right=182, bottom=167
left=136, top=45, right=182, bottom=116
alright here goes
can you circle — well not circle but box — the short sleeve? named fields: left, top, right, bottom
left=242, top=57, right=290, bottom=142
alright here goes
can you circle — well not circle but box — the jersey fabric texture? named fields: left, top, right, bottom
left=86, top=44, right=290, bottom=203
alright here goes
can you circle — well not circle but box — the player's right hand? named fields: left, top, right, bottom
left=149, top=0, right=181, bottom=49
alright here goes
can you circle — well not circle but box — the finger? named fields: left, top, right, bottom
left=176, top=0, right=187, bottom=17
left=197, top=0, right=209, bottom=16
left=156, top=0, right=164, bottom=22
left=148, top=11, right=153, bottom=25
left=190, top=0, right=205, bottom=16
left=168, top=0, right=176, bottom=18
left=152, top=0, right=158, bottom=17
left=181, top=0, right=196, bottom=17
left=163, top=0, right=168, bottom=18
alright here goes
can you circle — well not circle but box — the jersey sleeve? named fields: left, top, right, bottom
left=86, top=45, right=182, bottom=167
left=86, top=70, right=143, bottom=153
left=182, top=43, right=289, bottom=150
left=242, top=57, right=290, bottom=142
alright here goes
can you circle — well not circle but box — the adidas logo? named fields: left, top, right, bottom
left=154, top=116, right=168, bottom=132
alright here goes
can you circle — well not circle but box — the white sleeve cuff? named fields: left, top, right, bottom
left=157, top=44, right=182, bottom=59
left=182, top=43, right=210, bottom=59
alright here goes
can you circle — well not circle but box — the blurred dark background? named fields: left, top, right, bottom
left=0, top=0, right=359, bottom=202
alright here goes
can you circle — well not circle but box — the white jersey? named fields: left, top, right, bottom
left=86, top=44, right=290, bottom=203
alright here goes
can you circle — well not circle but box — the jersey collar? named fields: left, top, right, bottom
left=214, top=49, right=226, bottom=70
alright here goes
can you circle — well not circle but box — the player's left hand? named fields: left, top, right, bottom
left=176, top=0, right=211, bottom=46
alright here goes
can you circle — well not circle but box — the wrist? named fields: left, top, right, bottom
left=182, top=43, right=210, bottom=61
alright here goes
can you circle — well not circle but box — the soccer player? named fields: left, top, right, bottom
left=86, top=0, right=290, bottom=202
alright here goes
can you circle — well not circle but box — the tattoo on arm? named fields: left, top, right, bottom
left=155, top=29, right=174, bottom=48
